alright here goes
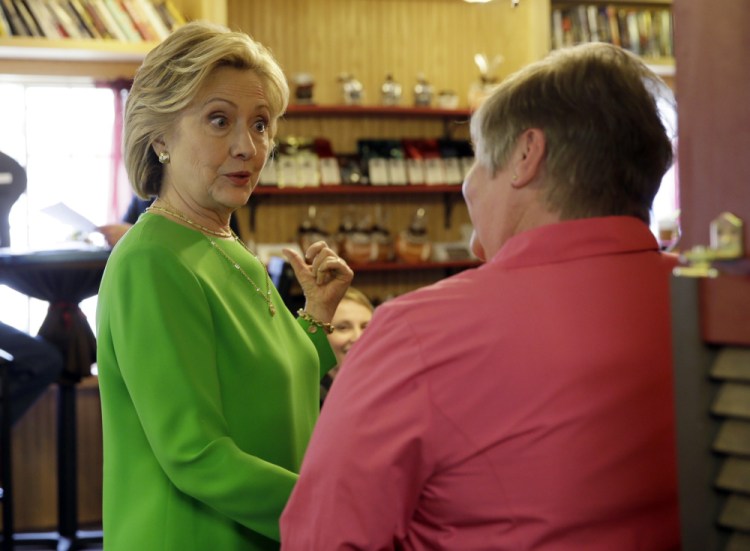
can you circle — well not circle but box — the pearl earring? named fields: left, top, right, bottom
left=158, top=151, right=170, bottom=164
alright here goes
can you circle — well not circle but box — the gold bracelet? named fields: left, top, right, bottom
left=297, top=309, right=335, bottom=334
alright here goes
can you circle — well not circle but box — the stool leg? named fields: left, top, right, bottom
left=1, top=351, right=15, bottom=551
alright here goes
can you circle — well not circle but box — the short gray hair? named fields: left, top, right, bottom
left=470, top=42, right=674, bottom=223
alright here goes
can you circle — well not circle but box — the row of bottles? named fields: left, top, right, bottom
left=297, top=205, right=431, bottom=264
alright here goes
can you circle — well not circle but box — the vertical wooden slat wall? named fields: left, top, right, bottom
left=229, top=0, right=548, bottom=107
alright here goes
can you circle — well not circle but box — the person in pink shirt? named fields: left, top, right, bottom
left=281, top=42, right=680, bottom=551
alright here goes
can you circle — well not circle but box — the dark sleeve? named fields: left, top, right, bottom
left=123, top=197, right=240, bottom=235
left=122, top=197, right=155, bottom=225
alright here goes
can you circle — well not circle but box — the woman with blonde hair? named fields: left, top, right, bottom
left=97, top=21, right=352, bottom=550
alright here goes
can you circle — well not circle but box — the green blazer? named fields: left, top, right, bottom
left=96, top=213, right=335, bottom=550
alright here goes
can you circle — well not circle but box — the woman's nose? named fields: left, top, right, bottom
left=232, top=127, right=257, bottom=160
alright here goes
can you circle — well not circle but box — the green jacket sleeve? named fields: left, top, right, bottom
left=297, top=317, right=337, bottom=379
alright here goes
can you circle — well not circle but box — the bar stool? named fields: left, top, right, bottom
left=1, top=347, right=14, bottom=551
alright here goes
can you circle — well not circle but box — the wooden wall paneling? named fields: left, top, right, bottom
left=175, top=0, right=228, bottom=25
left=228, top=0, right=549, bottom=108
left=673, top=0, right=750, bottom=252
left=6, top=379, right=103, bottom=532
left=9, top=387, right=57, bottom=531
left=76, top=378, right=103, bottom=528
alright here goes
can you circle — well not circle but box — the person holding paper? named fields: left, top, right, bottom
left=281, top=43, right=680, bottom=550
left=96, top=21, right=352, bottom=551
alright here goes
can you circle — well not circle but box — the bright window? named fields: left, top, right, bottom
left=0, top=79, right=117, bottom=333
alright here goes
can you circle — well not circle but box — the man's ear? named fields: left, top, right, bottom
left=511, top=128, right=545, bottom=189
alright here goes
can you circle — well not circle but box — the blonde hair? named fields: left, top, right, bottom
left=341, top=287, right=374, bottom=312
left=124, top=20, right=290, bottom=198
left=471, top=42, right=673, bottom=223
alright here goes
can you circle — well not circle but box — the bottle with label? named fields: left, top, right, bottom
left=344, top=212, right=374, bottom=265
left=371, top=204, right=394, bottom=262
left=395, top=207, right=432, bottom=263
left=298, top=206, right=331, bottom=253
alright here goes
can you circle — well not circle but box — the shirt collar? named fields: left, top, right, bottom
left=489, top=216, right=659, bottom=269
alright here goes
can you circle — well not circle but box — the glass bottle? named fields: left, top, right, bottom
left=381, top=74, right=402, bottom=106
left=395, top=207, right=432, bottom=263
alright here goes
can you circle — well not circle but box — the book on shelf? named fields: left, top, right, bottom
left=1, top=0, right=30, bottom=36
left=0, top=5, right=10, bottom=36
left=625, top=9, right=639, bottom=55
left=104, top=0, right=141, bottom=41
left=15, top=0, right=44, bottom=36
left=133, top=0, right=168, bottom=40
left=48, top=0, right=87, bottom=38
left=25, top=0, right=60, bottom=38
left=550, top=3, right=673, bottom=60
left=121, top=0, right=157, bottom=41
left=606, top=5, right=620, bottom=47
left=87, top=0, right=125, bottom=40
left=65, top=0, right=100, bottom=38
left=79, top=0, right=113, bottom=39
left=62, top=0, right=97, bottom=38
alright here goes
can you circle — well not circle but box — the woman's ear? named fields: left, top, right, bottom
left=151, top=138, right=167, bottom=157
left=511, top=128, right=546, bottom=189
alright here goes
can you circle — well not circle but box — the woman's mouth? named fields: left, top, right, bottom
left=225, top=172, right=251, bottom=186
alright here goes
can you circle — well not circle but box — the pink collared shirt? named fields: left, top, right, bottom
left=281, top=216, right=680, bottom=551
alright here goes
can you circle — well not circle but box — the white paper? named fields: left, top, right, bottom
left=41, top=202, right=97, bottom=233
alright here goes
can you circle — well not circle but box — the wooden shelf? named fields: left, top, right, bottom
left=254, top=184, right=463, bottom=196
left=348, top=260, right=480, bottom=273
left=553, top=0, right=671, bottom=5
left=0, top=37, right=156, bottom=62
left=250, top=184, right=465, bottom=231
left=284, top=105, right=472, bottom=119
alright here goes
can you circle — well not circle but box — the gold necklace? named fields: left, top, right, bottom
left=146, top=203, right=233, bottom=238
left=146, top=202, right=275, bottom=317
left=210, top=230, right=276, bottom=317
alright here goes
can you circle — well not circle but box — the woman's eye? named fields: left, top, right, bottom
left=254, top=119, right=268, bottom=134
left=210, top=115, right=229, bottom=128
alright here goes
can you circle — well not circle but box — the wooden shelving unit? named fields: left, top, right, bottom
left=251, top=184, right=465, bottom=231
left=284, top=105, right=472, bottom=119
left=254, top=184, right=463, bottom=196
left=348, top=259, right=480, bottom=273
left=0, top=0, right=225, bottom=77
left=549, top=0, right=675, bottom=76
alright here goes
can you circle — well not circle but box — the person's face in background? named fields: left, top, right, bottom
left=327, top=299, right=373, bottom=374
